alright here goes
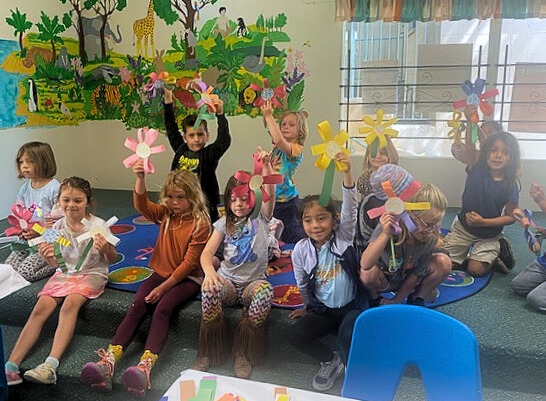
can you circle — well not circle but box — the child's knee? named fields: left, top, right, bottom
left=466, top=260, right=489, bottom=277
left=431, top=253, right=452, bottom=276
left=527, top=289, right=546, bottom=312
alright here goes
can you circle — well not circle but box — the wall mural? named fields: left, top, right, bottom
left=1, top=0, right=309, bottom=130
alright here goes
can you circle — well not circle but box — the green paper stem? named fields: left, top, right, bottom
left=370, top=139, right=379, bottom=158
left=318, top=161, right=335, bottom=207
left=194, top=106, right=216, bottom=130
left=74, top=239, right=94, bottom=271
left=54, top=242, right=68, bottom=274
left=389, top=235, right=396, bottom=272
left=471, top=123, right=478, bottom=144
left=251, top=188, right=263, bottom=220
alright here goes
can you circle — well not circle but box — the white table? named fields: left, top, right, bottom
left=161, top=369, right=358, bottom=401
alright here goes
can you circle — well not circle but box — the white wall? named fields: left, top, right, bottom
left=1, top=1, right=545, bottom=219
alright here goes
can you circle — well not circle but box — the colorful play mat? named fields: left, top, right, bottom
left=108, top=216, right=491, bottom=308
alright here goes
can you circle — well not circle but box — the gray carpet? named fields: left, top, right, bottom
left=1, top=189, right=545, bottom=401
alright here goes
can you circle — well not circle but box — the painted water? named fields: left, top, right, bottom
left=0, top=39, right=26, bottom=129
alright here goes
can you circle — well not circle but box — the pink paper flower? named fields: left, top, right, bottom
left=5, top=204, right=33, bottom=236
left=123, top=127, right=166, bottom=174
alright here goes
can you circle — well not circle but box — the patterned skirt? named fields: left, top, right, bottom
left=39, top=271, right=107, bottom=299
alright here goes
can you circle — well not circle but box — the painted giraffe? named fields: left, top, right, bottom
left=133, top=0, right=155, bottom=58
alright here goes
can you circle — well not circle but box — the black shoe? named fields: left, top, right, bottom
left=493, top=259, right=510, bottom=274
left=406, top=295, right=425, bottom=306
left=498, top=238, right=515, bottom=270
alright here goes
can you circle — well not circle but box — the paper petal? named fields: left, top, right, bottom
left=123, top=153, right=140, bottom=169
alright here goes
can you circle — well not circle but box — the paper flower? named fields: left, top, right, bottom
left=311, top=120, right=350, bottom=206
left=123, top=127, right=166, bottom=174
left=513, top=209, right=543, bottom=255
left=194, top=81, right=219, bottom=113
left=367, top=180, right=430, bottom=235
left=143, top=71, right=177, bottom=98
left=232, top=154, right=283, bottom=219
left=359, top=109, right=398, bottom=156
left=250, top=79, right=287, bottom=109
left=452, top=78, right=498, bottom=124
left=447, top=110, right=465, bottom=145
left=27, top=223, right=71, bottom=248
left=5, top=204, right=34, bottom=236
left=76, top=216, right=121, bottom=247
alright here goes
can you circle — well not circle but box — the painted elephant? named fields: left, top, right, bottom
left=81, top=16, right=122, bottom=61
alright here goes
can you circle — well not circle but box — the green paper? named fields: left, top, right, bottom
left=194, top=106, right=216, bottom=130
left=54, top=242, right=68, bottom=274
left=318, top=161, right=335, bottom=207
left=370, top=139, right=379, bottom=157
left=251, top=188, right=263, bottom=220
left=74, top=239, right=94, bottom=271
left=198, top=378, right=217, bottom=400
left=471, top=123, right=478, bottom=144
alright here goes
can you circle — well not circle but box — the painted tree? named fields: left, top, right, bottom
left=154, top=0, right=222, bottom=59
left=6, top=8, right=33, bottom=53
left=83, top=0, right=127, bottom=60
left=35, top=11, right=67, bottom=60
left=274, top=13, right=287, bottom=31
left=60, top=0, right=87, bottom=63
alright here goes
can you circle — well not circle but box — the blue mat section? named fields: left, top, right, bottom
left=108, top=216, right=492, bottom=308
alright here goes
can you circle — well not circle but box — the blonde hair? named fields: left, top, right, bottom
left=159, top=170, right=210, bottom=233
left=362, top=136, right=399, bottom=175
left=278, top=110, right=309, bottom=145
left=16, top=141, right=57, bottom=179
left=397, top=183, right=447, bottom=245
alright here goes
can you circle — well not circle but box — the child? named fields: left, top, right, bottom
left=262, top=100, right=308, bottom=243
left=192, top=148, right=276, bottom=379
left=356, top=135, right=399, bottom=200
left=5, top=141, right=62, bottom=282
left=164, top=88, right=231, bottom=223
left=511, top=183, right=546, bottom=312
left=288, top=153, right=369, bottom=392
left=443, top=131, right=521, bottom=277
left=81, top=160, right=210, bottom=398
left=360, top=182, right=451, bottom=307
left=4, top=177, right=117, bottom=386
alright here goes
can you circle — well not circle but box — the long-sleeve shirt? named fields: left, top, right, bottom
left=164, top=103, right=231, bottom=211
left=133, top=191, right=211, bottom=283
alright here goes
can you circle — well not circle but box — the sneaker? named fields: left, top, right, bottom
left=191, top=356, right=211, bottom=372
left=493, top=258, right=510, bottom=274
left=233, top=353, right=251, bottom=379
left=81, top=349, right=114, bottom=392
left=312, top=351, right=344, bottom=391
left=6, top=369, right=23, bottom=386
left=498, top=238, right=515, bottom=270
left=121, top=359, right=152, bottom=399
left=406, top=294, right=425, bottom=306
left=23, top=362, right=57, bottom=385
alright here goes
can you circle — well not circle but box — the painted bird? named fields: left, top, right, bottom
left=58, top=102, right=71, bottom=116
left=302, top=40, right=311, bottom=47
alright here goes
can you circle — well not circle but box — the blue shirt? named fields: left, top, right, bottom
left=314, top=242, right=355, bottom=308
left=271, top=144, right=303, bottom=202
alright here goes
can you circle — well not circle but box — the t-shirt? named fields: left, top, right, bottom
left=458, top=163, right=519, bottom=238
left=215, top=213, right=270, bottom=288
left=16, top=179, right=60, bottom=215
left=314, top=242, right=355, bottom=308
left=271, top=144, right=303, bottom=203
left=52, top=215, right=110, bottom=277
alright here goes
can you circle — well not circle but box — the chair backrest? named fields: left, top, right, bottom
left=0, top=326, right=7, bottom=401
left=341, top=305, right=483, bottom=401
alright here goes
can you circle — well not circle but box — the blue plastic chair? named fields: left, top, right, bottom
left=0, top=326, right=7, bottom=401
left=341, top=305, right=483, bottom=401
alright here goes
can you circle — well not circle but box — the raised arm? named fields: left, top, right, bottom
left=261, top=100, right=293, bottom=156
left=463, top=105, right=481, bottom=170
left=164, top=88, right=184, bottom=152
left=360, top=213, right=395, bottom=271
left=255, top=147, right=276, bottom=219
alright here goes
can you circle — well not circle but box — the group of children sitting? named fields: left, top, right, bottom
left=3, top=98, right=545, bottom=398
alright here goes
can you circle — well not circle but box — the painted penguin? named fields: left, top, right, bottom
left=28, top=78, right=38, bottom=112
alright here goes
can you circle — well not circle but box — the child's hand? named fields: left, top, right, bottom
left=145, top=286, right=165, bottom=304
left=254, top=146, right=271, bottom=166
left=463, top=104, right=478, bottom=120
left=93, top=233, right=110, bottom=253
left=260, top=100, right=274, bottom=119
left=132, top=159, right=145, bottom=178
left=21, top=228, right=39, bottom=240
left=289, top=308, right=307, bottom=319
left=213, top=98, right=224, bottom=115
left=38, top=242, right=55, bottom=259
left=465, top=211, right=485, bottom=226
left=335, top=152, right=351, bottom=172
left=379, top=212, right=395, bottom=235
left=530, top=183, right=545, bottom=204
left=202, top=271, right=225, bottom=293
left=164, top=88, right=173, bottom=104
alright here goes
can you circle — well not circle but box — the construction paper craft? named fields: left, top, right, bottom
left=311, top=120, right=350, bottom=206
left=174, top=89, right=199, bottom=109
left=0, top=236, right=21, bottom=245
left=179, top=379, right=196, bottom=401
left=194, top=81, right=219, bottom=113
left=143, top=71, right=177, bottom=98
left=275, top=395, right=290, bottom=401
left=198, top=377, right=217, bottom=400
left=28, top=203, right=45, bottom=224
left=123, top=127, right=166, bottom=175
left=27, top=223, right=71, bottom=248
left=452, top=78, right=499, bottom=124
left=5, top=204, right=34, bottom=236
left=194, top=105, right=216, bottom=130
left=359, top=109, right=398, bottom=156
left=513, top=208, right=543, bottom=255
left=447, top=110, right=465, bottom=145
left=216, top=395, right=239, bottom=401
left=250, top=79, right=287, bottom=109
left=76, top=216, right=121, bottom=246
left=233, top=154, right=283, bottom=219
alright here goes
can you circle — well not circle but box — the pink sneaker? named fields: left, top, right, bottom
left=6, top=369, right=22, bottom=386
left=81, top=349, right=114, bottom=392
left=121, top=358, right=152, bottom=399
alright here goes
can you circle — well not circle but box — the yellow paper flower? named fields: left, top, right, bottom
left=447, top=110, right=465, bottom=145
left=311, top=121, right=350, bottom=172
left=359, top=109, right=398, bottom=149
